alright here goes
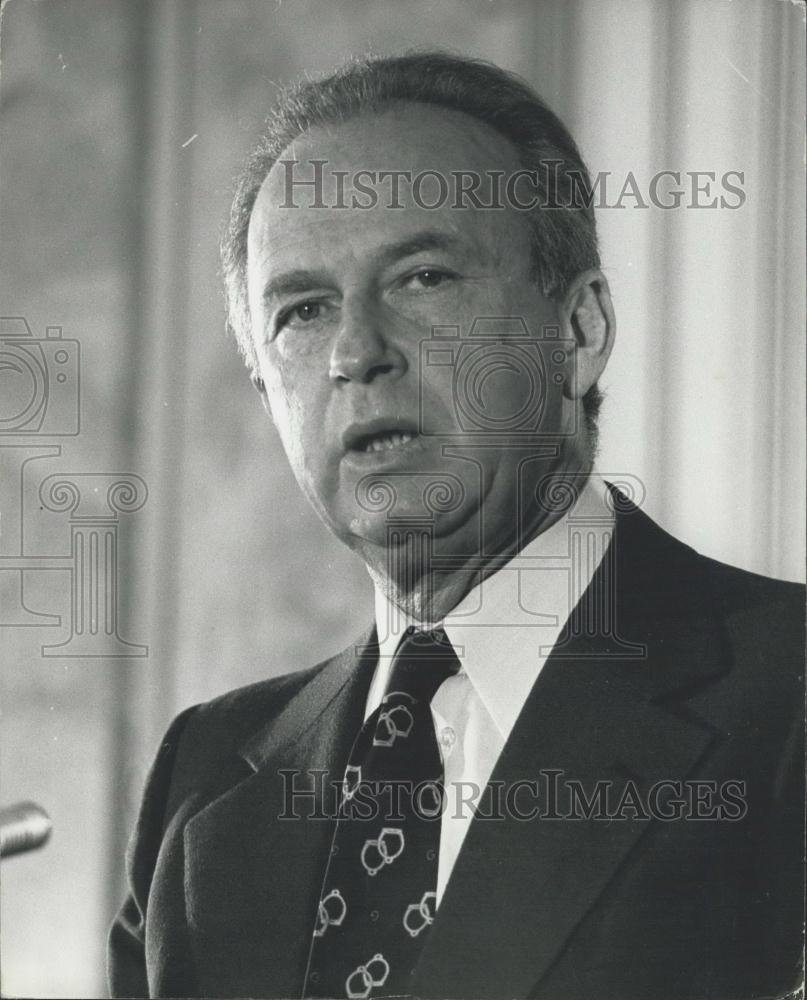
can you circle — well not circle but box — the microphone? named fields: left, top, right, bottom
left=0, top=802, right=52, bottom=858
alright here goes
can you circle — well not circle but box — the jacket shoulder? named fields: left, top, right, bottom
left=164, top=658, right=334, bottom=803
left=702, top=554, right=804, bottom=609
left=690, top=554, right=804, bottom=725
left=192, top=660, right=326, bottom=737
left=700, top=554, right=804, bottom=650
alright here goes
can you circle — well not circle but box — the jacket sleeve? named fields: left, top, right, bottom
left=107, top=706, right=197, bottom=998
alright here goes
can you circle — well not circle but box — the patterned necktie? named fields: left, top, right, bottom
left=304, top=626, right=461, bottom=999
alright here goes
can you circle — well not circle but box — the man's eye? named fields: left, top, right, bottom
left=278, top=301, right=322, bottom=329
left=405, top=269, right=455, bottom=290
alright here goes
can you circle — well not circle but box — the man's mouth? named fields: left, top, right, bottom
left=342, top=417, right=421, bottom=460
left=342, top=419, right=423, bottom=457
left=355, top=430, right=417, bottom=453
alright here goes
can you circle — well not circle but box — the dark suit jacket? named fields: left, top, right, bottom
left=108, top=498, right=804, bottom=999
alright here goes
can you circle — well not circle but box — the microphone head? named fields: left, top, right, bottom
left=0, top=801, right=52, bottom=859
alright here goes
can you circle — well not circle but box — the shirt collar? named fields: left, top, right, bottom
left=371, top=473, right=614, bottom=740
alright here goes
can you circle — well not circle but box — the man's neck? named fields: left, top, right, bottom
left=365, top=459, right=594, bottom=625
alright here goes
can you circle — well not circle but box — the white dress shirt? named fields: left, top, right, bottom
left=366, top=473, right=615, bottom=905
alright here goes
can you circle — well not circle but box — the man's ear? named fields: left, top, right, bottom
left=558, top=269, right=616, bottom=399
left=251, top=372, right=273, bottom=417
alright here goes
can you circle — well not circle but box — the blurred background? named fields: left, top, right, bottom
left=1, top=0, right=804, bottom=995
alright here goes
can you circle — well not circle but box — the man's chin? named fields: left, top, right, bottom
left=342, top=503, right=480, bottom=554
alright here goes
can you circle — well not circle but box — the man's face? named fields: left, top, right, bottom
left=247, top=105, right=575, bottom=559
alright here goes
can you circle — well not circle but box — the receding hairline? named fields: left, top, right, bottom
left=249, top=99, right=530, bottom=217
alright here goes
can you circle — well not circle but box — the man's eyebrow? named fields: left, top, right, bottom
left=261, top=231, right=472, bottom=303
left=375, top=231, right=468, bottom=265
left=261, top=269, right=332, bottom=304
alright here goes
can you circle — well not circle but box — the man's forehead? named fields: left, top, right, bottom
left=246, top=104, right=530, bottom=271
left=256, top=103, right=522, bottom=211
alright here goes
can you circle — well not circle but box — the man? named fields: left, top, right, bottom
left=109, top=53, right=804, bottom=999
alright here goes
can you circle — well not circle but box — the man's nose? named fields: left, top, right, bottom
left=328, top=297, right=407, bottom=384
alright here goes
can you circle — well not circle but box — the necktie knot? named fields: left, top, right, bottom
left=385, top=626, right=460, bottom=706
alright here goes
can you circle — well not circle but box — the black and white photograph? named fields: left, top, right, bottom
left=1, top=1, right=804, bottom=998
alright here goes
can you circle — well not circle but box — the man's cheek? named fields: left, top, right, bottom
left=419, top=371, right=462, bottom=436
left=261, top=374, right=302, bottom=452
left=276, top=395, right=309, bottom=459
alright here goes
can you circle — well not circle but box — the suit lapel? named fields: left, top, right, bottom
left=184, top=631, right=377, bottom=998
left=412, top=499, right=731, bottom=999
